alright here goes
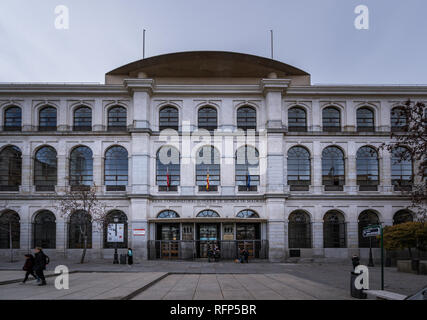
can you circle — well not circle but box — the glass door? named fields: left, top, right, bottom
left=236, top=223, right=260, bottom=259
left=156, top=224, right=180, bottom=259
left=197, top=224, right=219, bottom=258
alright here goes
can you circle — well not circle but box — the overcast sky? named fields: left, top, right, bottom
left=0, top=0, right=426, bottom=85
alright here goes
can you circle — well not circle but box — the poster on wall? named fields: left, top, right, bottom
left=107, top=223, right=124, bottom=242
left=133, top=229, right=145, bottom=236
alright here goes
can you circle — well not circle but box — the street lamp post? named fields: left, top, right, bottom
left=368, top=236, right=374, bottom=267
left=113, top=218, right=119, bottom=264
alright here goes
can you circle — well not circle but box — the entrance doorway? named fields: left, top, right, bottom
left=156, top=223, right=180, bottom=259
left=236, top=223, right=260, bottom=258
left=197, top=223, right=220, bottom=258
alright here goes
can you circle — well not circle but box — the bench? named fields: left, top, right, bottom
left=364, top=290, right=407, bottom=300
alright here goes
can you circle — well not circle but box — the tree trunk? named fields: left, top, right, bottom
left=408, top=247, right=413, bottom=260
left=81, top=235, right=87, bottom=264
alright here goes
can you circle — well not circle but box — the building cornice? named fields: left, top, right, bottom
left=0, top=83, right=128, bottom=95
left=287, top=85, right=427, bottom=96
left=0, top=82, right=426, bottom=97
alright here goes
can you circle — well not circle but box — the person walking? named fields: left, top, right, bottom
left=22, top=254, right=37, bottom=284
left=34, top=247, right=49, bottom=286
left=352, top=254, right=360, bottom=270
left=239, top=248, right=245, bottom=263
left=127, top=248, right=133, bottom=265
left=243, top=248, right=249, bottom=263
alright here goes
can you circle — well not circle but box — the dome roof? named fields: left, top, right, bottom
left=106, top=51, right=309, bottom=78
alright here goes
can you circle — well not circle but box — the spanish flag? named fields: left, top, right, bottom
left=206, top=169, right=210, bottom=190
left=166, top=167, right=170, bottom=188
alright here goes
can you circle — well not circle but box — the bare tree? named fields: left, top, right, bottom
left=381, top=100, right=427, bottom=222
left=55, top=185, right=107, bottom=263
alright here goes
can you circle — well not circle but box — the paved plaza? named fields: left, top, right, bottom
left=0, top=260, right=426, bottom=300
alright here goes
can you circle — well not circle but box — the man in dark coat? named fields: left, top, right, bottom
left=243, top=249, right=249, bottom=263
left=352, top=254, right=360, bottom=270
left=34, top=247, right=49, bottom=286
left=22, top=254, right=37, bottom=283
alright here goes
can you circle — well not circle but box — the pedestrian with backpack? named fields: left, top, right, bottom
left=34, top=247, right=49, bottom=286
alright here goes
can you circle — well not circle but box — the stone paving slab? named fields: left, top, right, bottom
left=0, top=272, right=167, bottom=300
left=0, top=270, right=55, bottom=284
left=132, top=274, right=352, bottom=300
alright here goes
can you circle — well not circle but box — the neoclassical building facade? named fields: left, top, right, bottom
left=0, top=51, right=424, bottom=262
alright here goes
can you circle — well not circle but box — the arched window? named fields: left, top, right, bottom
left=0, top=146, right=22, bottom=191
left=323, top=211, right=346, bottom=248
left=288, top=211, right=311, bottom=248
left=4, top=106, right=22, bottom=131
left=33, top=210, right=56, bottom=249
left=236, top=210, right=259, bottom=218
left=159, top=106, right=179, bottom=131
left=287, top=146, right=311, bottom=191
left=235, top=146, right=259, bottom=191
left=157, top=210, right=180, bottom=218
left=39, top=107, right=57, bottom=131
left=196, top=146, right=220, bottom=192
left=197, top=210, right=220, bottom=218
left=391, top=107, right=407, bottom=132
left=288, top=107, right=307, bottom=132
left=0, top=210, right=20, bottom=249
left=393, top=210, right=413, bottom=225
left=73, top=107, right=92, bottom=131
left=107, top=106, right=127, bottom=131
left=391, top=147, right=413, bottom=191
left=105, top=146, right=128, bottom=191
left=198, top=106, right=217, bottom=131
left=356, top=146, right=379, bottom=191
left=104, top=210, right=128, bottom=248
left=69, top=146, right=93, bottom=190
left=34, top=146, right=57, bottom=192
left=358, top=210, right=380, bottom=248
left=322, top=107, right=341, bottom=132
left=156, top=146, right=180, bottom=191
left=237, top=106, right=256, bottom=131
left=68, top=210, right=92, bottom=249
left=357, top=107, right=374, bottom=132
left=322, top=146, right=345, bottom=191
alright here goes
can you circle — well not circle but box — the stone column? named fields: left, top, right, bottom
left=266, top=134, right=284, bottom=193
left=379, top=100, right=391, bottom=132
left=22, top=99, right=32, bottom=131
left=312, top=221, right=324, bottom=257
left=380, top=149, right=393, bottom=193
left=57, top=99, right=68, bottom=131
left=345, top=100, right=356, bottom=132
left=20, top=220, right=31, bottom=253
left=221, top=133, right=234, bottom=195
left=56, top=219, right=66, bottom=255
left=345, top=142, right=358, bottom=194
left=347, top=206, right=359, bottom=255
left=312, top=149, right=322, bottom=194
left=312, top=99, right=321, bottom=132
left=130, top=199, right=148, bottom=261
left=261, top=78, right=290, bottom=129
left=93, top=98, right=103, bottom=131
left=267, top=199, right=285, bottom=261
left=21, top=144, right=31, bottom=194
left=124, top=78, right=153, bottom=130
left=130, top=133, right=150, bottom=194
